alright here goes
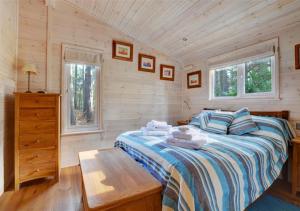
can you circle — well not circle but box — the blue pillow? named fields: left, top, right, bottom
left=205, top=112, right=234, bottom=134
left=229, top=108, right=258, bottom=135
left=189, top=111, right=212, bottom=130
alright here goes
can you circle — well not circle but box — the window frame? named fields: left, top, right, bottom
left=209, top=54, right=279, bottom=101
left=61, top=44, right=103, bottom=136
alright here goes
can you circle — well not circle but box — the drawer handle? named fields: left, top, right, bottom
left=35, top=169, right=40, bottom=172
left=35, top=113, right=39, bottom=117
left=28, top=155, right=39, bottom=160
left=35, top=139, right=40, bottom=143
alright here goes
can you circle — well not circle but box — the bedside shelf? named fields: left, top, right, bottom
left=177, top=120, right=190, bottom=126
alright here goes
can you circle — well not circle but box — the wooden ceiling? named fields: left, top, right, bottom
left=66, top=0, right=300, bottom=65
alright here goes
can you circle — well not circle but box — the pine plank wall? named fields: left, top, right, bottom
left=1, top=0, right=300, bottom=192
left=17, top=0, right=183, bottom=166
left=0, top=0, right=18, bottom=195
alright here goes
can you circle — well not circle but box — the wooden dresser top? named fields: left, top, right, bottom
left=14, top=92, right=60, bottom=96
left=79, top=148, right=162, bottom=210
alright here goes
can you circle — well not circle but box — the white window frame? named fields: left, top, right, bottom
left=209, top=51, right=279, bottom=101
left=61, top=44, right=104, bottom=136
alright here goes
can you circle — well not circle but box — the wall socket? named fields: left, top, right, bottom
left=296, top=122, right=300, bottom=130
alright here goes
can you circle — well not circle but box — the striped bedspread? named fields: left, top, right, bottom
left=115, top=125, right=288, bottom=211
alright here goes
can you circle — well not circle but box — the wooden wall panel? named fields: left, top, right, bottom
left=0, top=0, right=18, bottom=195
left=182, top=25, right=300, bottom=135
left=17, top=0, right=183, bottom=160
left=17, top=0, right=47, bottom=92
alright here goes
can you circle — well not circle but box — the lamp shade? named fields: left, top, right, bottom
left=22, top=64, right=37, bottom=74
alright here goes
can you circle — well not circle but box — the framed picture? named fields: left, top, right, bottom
left=187, top=71, right=201, bottom=89
left=138, top=54, right=155, bottom=73
left=295, top=44, right=300, bottom=69
left=160, top=64, right=175, bottom=81
left=112, top=40, right=133, bottom=61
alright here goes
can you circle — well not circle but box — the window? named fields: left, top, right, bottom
left=67, top=64, right=99, bottom=127
left=62, top=45, right=103, bottom=134
left=210, top=55, right=277, bottom=100
left=245, top=57, right=272, bottom=94
left=214, top=65, right=238, bottom=97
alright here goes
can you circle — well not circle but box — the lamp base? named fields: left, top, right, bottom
left=25, top=90, right=32, bottom=93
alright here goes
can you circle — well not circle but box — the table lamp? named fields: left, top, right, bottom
left=22, top=64, right=37, bottom=93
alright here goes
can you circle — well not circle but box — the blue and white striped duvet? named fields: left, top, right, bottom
left=115, top=119, right=293, bottom=211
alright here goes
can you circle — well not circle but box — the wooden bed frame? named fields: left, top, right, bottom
left=250, top=110, right=289, bottom=120
left=203, top=108, right=289, bottom=120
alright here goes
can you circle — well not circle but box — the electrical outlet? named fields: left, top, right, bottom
left=296, top=122, right=300, bottom=130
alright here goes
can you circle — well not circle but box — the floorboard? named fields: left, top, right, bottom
left=1, top=166, right=300, bottom=211
left=0, top=166, right=83, bottom=211
left=268, top=179, right=300, bottom=207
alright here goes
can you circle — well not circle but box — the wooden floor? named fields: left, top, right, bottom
left=0, top=166, right=83, bottom=211
left=268, top=179, right=300, bottom=207
left=0, top=166, right=300, bottom=211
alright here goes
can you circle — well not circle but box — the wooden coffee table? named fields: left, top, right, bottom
left=79, top=148, right=162, bottom=211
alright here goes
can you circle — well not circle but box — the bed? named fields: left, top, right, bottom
left=114, top=111, right=295, bottom=211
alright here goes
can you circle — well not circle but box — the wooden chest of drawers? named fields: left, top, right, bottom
left=15, top=93, right=60, bottom=190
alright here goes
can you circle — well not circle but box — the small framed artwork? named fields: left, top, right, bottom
left=187, top=71, right=201, bottom=89
left=138, top=54, right=155, bottom=73
left=112, top=40, right=133, bottom=61
left=295, top=44, right=300, bottom=69
left=160, top=64, right=175, bottom=81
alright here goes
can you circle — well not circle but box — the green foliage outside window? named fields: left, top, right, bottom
left=69, top=64, right=97, bottom=126
left=214, top=66, right=238, bottom=97
left=213, top=56, right=273, bottom=98
left=245, top=57, right=272, bottom=93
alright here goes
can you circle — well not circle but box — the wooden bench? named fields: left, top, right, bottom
left=79, top=148, right=162, bottom=211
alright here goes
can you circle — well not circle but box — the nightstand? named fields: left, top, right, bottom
left=177, top=120, right=190, bottom=126
left=292, top=137, right=300, bottom=195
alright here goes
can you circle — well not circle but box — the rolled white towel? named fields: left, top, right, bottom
left=147, top=120, right=168, bottom=129
left=166, top=137, right=207, bottom=150
left=146, top=124, right=172, bottom=131
left=141, top=127, right=169, bottom=136
left=171, top=131, right=192, bottom=140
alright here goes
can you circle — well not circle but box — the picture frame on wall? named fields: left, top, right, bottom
left=112, top=40, right=133, bottom=61
left=138, top=54, right=155, bottom=73
left=295, top=44, right=300, bottom=69
left=160, top=64, right=175, bottom=81
left=187, top=70, right=201, bottom=89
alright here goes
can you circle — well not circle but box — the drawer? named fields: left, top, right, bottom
left=19, top=148, right=57, bottom=165
left=20, top=108, right=56, bottom=121
left=20, top=95, right=56, bottom=108
left=19, top=162, right=56, bottom=182
left=19, top=134, right=56, bottom=150
left=19, top=121, right=56, bottom=134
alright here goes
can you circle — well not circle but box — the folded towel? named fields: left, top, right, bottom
left=148, top=120, right=168, bottom=127
left=171, top=131, right=192, bottom=140
left=178, top=126, right=189, bottom=133
left=146, top=120, right=169, bottom=130
left=141, top=127, right=169, bottom=136
left=166, top=136, right=207, bottom=150
left=146, top=124, right=172, bottom=131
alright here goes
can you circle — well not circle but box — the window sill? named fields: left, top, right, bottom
left=61, top=129, right=104, bottom=137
